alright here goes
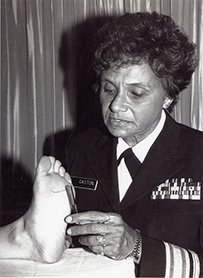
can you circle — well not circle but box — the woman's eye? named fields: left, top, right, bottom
left=130, top=91, right=139, bottom=96
left=129, top=90, right=144, bottom=98
left=104, top=87, right=116, bottom=95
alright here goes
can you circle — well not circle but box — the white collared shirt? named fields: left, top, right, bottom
left=117, top=110, right=166, bottom=201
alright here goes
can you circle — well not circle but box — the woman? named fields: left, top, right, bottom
left=65, top=12, right=203, bottom=277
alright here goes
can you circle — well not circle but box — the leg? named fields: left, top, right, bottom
left=24, top=156, right=72, bottom=263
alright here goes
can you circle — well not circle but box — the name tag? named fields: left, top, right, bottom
left=71, top=176, right=98, bottom=191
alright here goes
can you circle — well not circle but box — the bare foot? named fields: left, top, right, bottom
left=24, top=156, right=72, bottom=263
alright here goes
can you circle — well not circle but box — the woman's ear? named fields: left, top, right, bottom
left=163, top=98, right=173, bottom=109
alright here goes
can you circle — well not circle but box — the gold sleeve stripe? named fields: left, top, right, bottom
left=189, top=249, right=200, bottom=278
left=164, top=242, right=194, bottom=278
left=180, top=248, right=190, bottom=277
left=164, top=242, right=172, bottom=278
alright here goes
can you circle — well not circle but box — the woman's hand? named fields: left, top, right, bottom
left=65, top=211, right=138, bottom=260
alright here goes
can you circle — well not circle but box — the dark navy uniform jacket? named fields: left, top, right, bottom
left=65, top=113, right=203, bottom=277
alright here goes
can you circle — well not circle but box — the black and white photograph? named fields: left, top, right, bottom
left=1, top=0, right=203, bottom=277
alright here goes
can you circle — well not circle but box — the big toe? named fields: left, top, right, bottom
left=36, top=156, right=52, bottom=176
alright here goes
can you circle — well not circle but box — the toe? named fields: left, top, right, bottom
left=53, top=159, right=62, bottom=173
left=36, top=156, right=52, bottom=176
left=65, top=172, right=72, bottom=183
left=59, top=166, right=66, bottom=177
left=48, top=156, right=56, bottom=173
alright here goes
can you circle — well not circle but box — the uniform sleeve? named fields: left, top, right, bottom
left=139, top=235, right=200, bottom=278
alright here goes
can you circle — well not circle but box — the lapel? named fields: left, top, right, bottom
left=86, top=128, right=120, bottom=213
left=121, top=114, right=185, bottom=210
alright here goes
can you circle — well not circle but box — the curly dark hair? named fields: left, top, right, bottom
left=92, top=12, right=197, bottom=112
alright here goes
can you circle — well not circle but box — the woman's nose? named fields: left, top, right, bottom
left=109, top=92, right=127, bottom=113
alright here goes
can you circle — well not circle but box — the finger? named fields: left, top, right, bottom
left=79, top=235, right=97, bottom=247
left=79, top=233, right=122, bottom=247
left=90, top=244, right=121, bottom=259
left=67, top=223, right=111, bottom=236
left=83, top=236, right=127, bottom=260
left=65, top=211, right=110, bottom=224
left=67, top=221, right=125, bottom=236
left=97, top=244, right=124, bottom=260
left=103, top=213, right=124, bottom=224
left=79, top=235, right=103, bottom=247
left=91, top=245, right=105, bottom=256
left=79, top=235, right=107, bottom=247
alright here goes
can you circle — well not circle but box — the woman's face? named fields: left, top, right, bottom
left=100, top=63, right=169, bottom=146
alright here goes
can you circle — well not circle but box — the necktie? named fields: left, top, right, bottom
left=117, top=148, right=141, bottom=179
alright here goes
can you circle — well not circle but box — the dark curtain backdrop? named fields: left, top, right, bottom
left=1, top=0, right=203, bottom=225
